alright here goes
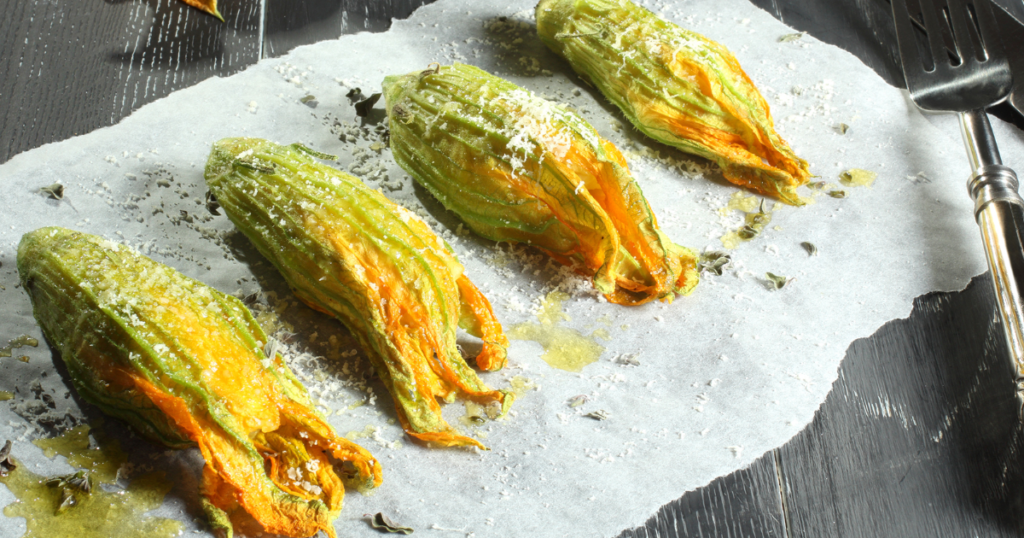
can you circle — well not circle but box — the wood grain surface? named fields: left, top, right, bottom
left=4, top=1, right=1024, bottom=537
left=0, top=0, right=261, bottom=163
left=777, top=277, right=1024, bottom=538
left=619, top=452, right=786, bottom=538
left=262, top=0, right=432, bottom=57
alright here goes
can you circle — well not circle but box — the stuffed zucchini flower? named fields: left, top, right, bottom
left=204, top=138, right=512, bottom=450
left=17, top=227, right=381, bottom=538
left=383, top=63, right=698, bottom=305
left=536, top=0, right=812, bottom=204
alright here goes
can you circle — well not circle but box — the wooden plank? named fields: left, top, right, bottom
left=777, top=275, right=1024, bottom=538
left=0, top=0, right=261, bottom=163
left=263, top=0, right=435, bottom=57
left=617, top=451, right=786, bottom=538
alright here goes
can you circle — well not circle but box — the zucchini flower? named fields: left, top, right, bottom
left=180, top=0, right=222, bottom=20
left=204, top=138, right=512, bottom=450
left=383, top=63, right=698, bottom=305
left=536, top=0, right=812, bottom=205
left=16, top=227, right=381, bottom=538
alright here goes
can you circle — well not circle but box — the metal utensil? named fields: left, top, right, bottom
left=891, top=0, right=1024, bottom=396
left=993, top=3, right=1024, bottom=117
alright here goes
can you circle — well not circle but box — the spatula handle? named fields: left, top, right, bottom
left=961, top=110, right=1024, bottom=393
left=975, top=201, right=1024, bottom=367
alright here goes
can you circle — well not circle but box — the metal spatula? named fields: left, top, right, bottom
left=891, top=0, right=1024, bottom=394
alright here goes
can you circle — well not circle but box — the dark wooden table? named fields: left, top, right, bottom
left=4, top=1, right=1024, bottom=536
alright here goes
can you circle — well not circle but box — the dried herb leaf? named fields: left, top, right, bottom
left=800, top=242, right=817, bottom=256
left=614, top=353, right=641, bottom=366
left=45, top=471, right=91, bottom=492
left=66, top=472, right=91, bottom=493
left=839, top=168, right=877, bottom=188
left=778, top=32, right=805, bottom=42
left=369, top=512, right=414, bottom=534
left=420, top=62, right=441, bottom=77
left=204, top=191, right=221, bottom=216
left=291, top=143, right=337, bottom=161
left=47, top=470, right=92, bottom=514
left=700, top=251, right=729, bottom=262
left=467, top=415, right=486, bottom=425
left=730, top=199, right=772, bottom=242
left=232, top=159, right=277, bottom=174
left=750, top=199, right=770, bottom=225
left=355, top=93, right=382, bottom=118
left=699, top=251, right=731, bottom=276
left=40, top=183, right=65, bottom=200
left=0, top=440, right=15, bottom=477
left=766, top=272, right=789, bottom=290
left=827, top=190, right=846, bottom=199
left=567, top=395, right=589, bottom=408
left=391, top=103, right=412, bottom=124
left=300, top=94, right=318, bottom=108
left=346, top=87, right=364, bottom=102
left=57, top=488, right=77, bottom=514
left=585, top=410, right=609, bottom=420
left=907, top=171, right=931, bottom=184
left=738, top=224, right=760, bottom=240
left=834, top=123, right=850, bottom=134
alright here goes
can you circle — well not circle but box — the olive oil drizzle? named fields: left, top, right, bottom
left=0, top=425, right=183, bottom=538
left=508, top=291, right=604, bottom=372
left=0, top=335, right=39, bottom=359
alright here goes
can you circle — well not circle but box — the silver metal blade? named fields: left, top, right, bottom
left=994, top=3, right=1024, bottom=118
left=755, top=0, right=1023, bottom=118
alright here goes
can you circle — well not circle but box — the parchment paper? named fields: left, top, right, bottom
left=1, top=0, right=1022, bottom=536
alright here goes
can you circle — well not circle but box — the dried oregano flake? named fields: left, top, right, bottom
left=0, top=440, right=15, bottom=477
left=46, top=470, right=92, bottom=514
left=567, top=395, right=589, bottom=408
left=766, top=272, right=790, bottom=290
left=355, top=93, right=383, bottom=118
left=204, top=191, right=221, bottom=216
left=39, top=183, right=65, bottom=200
left=369, top=512, right=414, bottom=534
left=699, top=251, right=731, bottom=276
left=290, top=143, right=337, bottom=161
left=839, top=168, right=877, bottom=187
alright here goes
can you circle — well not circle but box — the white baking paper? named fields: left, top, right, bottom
left=1, top=0, right=1022, bottom=536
